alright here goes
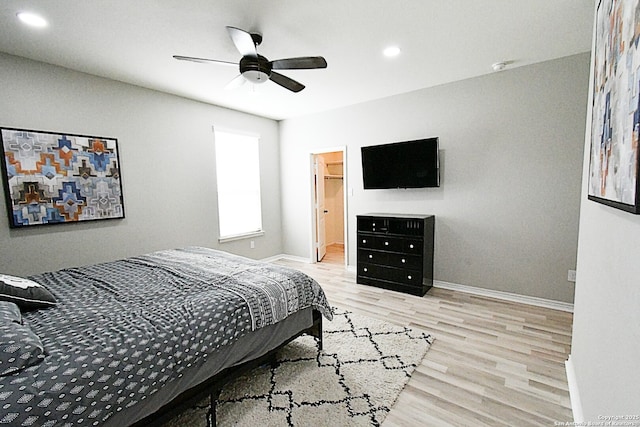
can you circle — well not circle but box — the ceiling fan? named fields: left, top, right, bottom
left=173, top=26, right=327, bottom=93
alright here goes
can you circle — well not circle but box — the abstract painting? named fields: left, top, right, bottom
left=0, top=127, right=125, bottom=228
left=589, top=0, right=640, bottom=213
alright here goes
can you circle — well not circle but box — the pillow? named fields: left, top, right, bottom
left=0, top=301, right=45, bottom=376
left=0, top=274, right=56, bottom=310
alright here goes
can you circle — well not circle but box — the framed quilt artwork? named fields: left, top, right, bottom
left=589, top=0, right=640, bottom=213
left=0, top=127, right=125, bottom=228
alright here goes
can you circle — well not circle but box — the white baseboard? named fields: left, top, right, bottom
left=260, top=257, right=574, bottom=313
left=433, top=280, right=574, bottom=312
left=565, top=355, right=584, bottom=422
left=262, top=254, right=312, bottom=264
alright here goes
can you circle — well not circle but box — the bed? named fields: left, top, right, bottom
left=0, top=246, right=332, bottom=426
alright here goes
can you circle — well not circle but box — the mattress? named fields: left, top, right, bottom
left=0, top=247, right=332, bottom=426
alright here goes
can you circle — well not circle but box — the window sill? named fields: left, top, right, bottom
left=218, top=230, right=265, bottom=243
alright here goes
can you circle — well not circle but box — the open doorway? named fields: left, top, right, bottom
left=311, top=149, right=347, bottom=266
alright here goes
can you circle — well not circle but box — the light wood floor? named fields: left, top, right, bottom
left=275, top=245, right=573, bottom=426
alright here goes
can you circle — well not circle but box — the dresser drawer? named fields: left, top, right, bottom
left=358, top=263, right=422, bottom=287
left=384, top=267, right=423, bottom=286
left=386, top=252, right=422, bottom=269
left=357, top=217, right=389, bottom=233
left=358, top=235, right=376, bottom=249
left=358, top=234, right=422, bottom=254
left=380, top=236, right=422, bottom=254
left=358, top=249, right=421, bottom=270
left=356, top=276, right=425, bottom=296
left=358, top=249, right=387, bottom=265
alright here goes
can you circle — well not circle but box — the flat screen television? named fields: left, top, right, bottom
left=361, top=137, right=440, bottom=189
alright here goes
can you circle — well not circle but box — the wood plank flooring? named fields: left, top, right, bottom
left=274, top=245, right=573, bottom=426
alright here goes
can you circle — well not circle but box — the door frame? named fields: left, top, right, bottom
left=315, top=155, right=327, bottom=262
left=309, top=146, right=348, bottom=267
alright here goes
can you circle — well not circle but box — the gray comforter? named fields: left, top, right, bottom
left=0, top=247, right=332, bottom=426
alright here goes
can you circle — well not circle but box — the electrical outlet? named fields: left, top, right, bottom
left=567, top=270, right=576, bottom=282
left=250, top=240, right=255, bottom=249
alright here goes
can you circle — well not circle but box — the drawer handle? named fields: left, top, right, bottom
left=362, top=239, right=367, bottom=244
left=384, top=241, right=389, bottom=246
left=407, top=275, right=412, bottom=280
left=409, top=244, right=414, bottom=249
left=401, top=259, right=406, bottom=263
left=368, top=254, right=373, bottom=259
left=363, top=267, right=368, bottom=272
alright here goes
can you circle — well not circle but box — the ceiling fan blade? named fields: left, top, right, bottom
left=226, top=26, right=258, bottom=58
left=224, top=74, right=247, bottom=90
left=269, top=71, right=305, bottom=93
left=271, top=56, right=327, bottom=70
left=173, top=55, right=237, bottom=66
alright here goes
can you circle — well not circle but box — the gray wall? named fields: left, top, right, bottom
left=0, top=53, right=282, bottom=276
left=571, top=23, right=640, bottom=420
left=280, top=53, right=590, bottom=303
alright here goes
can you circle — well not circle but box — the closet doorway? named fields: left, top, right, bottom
left=311, top=148, right=347, bottom=266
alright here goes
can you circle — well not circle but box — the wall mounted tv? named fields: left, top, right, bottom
left=361, top=137, right=440, bottom=189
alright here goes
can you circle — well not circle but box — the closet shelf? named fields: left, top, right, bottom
left=325, top=175, right=343, bottom=179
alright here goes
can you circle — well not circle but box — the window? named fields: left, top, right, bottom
left=214, top=128, right=263, bottom=241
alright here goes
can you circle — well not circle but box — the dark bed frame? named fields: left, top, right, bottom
left=131, top=310, right=323, bottom=427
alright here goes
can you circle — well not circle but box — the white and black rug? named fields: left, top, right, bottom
left=164, top=308, right=434, bottom=427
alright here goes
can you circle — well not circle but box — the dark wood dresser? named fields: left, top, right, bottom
left=356, top=213, right=434, bottom=296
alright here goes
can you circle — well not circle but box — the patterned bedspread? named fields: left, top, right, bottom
left=0, top=247, right=332, bottom=426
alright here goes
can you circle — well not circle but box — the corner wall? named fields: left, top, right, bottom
left=569, top=2, right=640, bottom=417
left=0, top=53, right=282, bottom=276
left=280, top=53, right=590, bottom=303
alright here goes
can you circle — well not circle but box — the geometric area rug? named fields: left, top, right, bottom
left=162, top=308, right=434, bottom=427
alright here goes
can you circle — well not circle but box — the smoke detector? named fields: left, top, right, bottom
left=492, top=62, right=507, bottom=72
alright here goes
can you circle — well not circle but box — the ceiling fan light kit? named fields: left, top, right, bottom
left=174, top=26, right=327, bottom=93
left=239, top=55, right=271, bottom=83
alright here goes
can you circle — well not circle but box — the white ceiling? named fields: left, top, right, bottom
left=0, top=1, right=595, bottom=121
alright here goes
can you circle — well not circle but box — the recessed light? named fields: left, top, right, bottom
left=17, top=12, right=48, bottom=28
left=383, top=46, right=401, bottom=58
